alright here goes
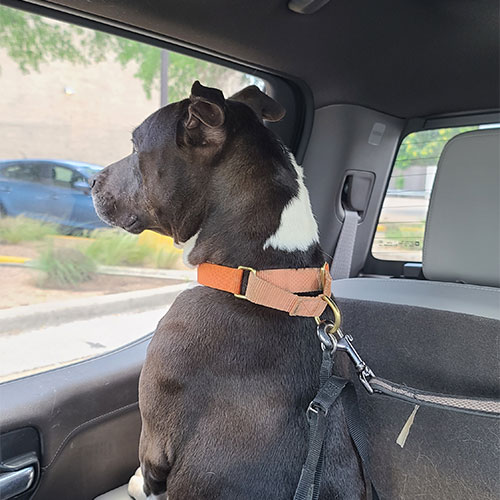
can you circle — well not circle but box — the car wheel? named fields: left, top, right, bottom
left=0, top=203, right=7, bottom=218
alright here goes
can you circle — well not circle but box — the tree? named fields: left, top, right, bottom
left=0, top=5, right=248, bottom=102
left=395, top=126, right=478, bottom=171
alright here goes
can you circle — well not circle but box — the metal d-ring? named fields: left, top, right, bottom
left=314, top=294, right=342, bottom=334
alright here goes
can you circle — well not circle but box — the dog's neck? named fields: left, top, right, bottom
left=183, top=145, right=325, bottom=270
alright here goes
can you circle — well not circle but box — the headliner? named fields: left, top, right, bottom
left=44, top=0, right=500, bottom=118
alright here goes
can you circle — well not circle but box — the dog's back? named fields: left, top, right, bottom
left=139, top=286, right=365, bottom=499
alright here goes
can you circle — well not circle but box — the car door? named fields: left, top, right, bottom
left=66, top=170, right=106, bottom=230
left=0, top=162, right=49, bottom=218
left=39, top=164, right=78, bottom=227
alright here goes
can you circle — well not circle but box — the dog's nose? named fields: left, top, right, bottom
left=89, top=174, right=98, bottom=189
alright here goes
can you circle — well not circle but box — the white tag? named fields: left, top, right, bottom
left=396, top=405, right=419, bottom=448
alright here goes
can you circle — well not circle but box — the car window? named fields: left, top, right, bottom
left=371, top=124, right=499, bottom=262
left=52, top=165, right=75, bottom=188
left=2, top=163, right=39, bottom=182
left=0, top=3, right=263, bottom=383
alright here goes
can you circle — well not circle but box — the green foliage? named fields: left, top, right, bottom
left=383, top=222, right=425, bottom=240
left=395, top=126, right=479, bottom=171
left=0, top=5, right=250, bottom=100
left=84, top=229, right=180, bottom=268
left=0, top=6, right=86, bottom=72
left=150, top=246, right=180, bottom=269
left=84, top=229, right=151, bottom=266
left=33, top=245, right=96, bottom=288
left=0, top=216, right=59, bottom=244
left=167, top=52, right=233, bottom=102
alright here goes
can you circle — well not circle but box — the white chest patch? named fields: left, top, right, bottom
left=263, top=155, right=319, bottom=252
left=181, top=230, right=200, bottom=268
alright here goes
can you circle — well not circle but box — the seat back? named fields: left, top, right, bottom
left=332, top=129, right=500, bottom=500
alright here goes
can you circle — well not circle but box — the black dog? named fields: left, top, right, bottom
left=91, top=82, right=365, bottom=499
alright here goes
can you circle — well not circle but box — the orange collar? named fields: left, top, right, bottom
left=197, top=262, right=332, bottom=318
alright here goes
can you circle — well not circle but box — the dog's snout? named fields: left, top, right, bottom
left=89, top=174, right=98, bottom=189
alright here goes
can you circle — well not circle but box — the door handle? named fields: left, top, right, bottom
left=51, top=194, right=59, bottom=200
left=0, top=451, right=39, bottom=499
left=0, top=466, right=35, bottom=499
left=0, top=187, right=11, bottom=193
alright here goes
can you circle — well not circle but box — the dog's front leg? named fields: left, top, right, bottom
left=128, top=466, right=168, bottom=500
left=128, top=424, right=170, bottom=500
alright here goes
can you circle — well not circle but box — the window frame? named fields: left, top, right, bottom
left=363, top=110, right=500, bottom=278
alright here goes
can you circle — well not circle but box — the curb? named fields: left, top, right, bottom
left=0, top=283, right=191, bottom=334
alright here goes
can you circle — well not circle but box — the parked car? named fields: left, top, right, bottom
left=0, top=159, right=108, bottom=230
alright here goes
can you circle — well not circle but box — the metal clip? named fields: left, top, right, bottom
left=316, top=320, right=339, bottom=352
left=336, top=329, right=375, bottom=394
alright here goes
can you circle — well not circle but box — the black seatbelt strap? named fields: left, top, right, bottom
left=293, top=357, right=349, bottom=500
left=294, top=322, right=376, bottom=500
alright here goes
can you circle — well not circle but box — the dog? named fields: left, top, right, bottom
left=91, top=81, right=365, bottom=499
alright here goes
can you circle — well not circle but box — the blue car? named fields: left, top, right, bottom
left=0, top=159, right=109, bottom=230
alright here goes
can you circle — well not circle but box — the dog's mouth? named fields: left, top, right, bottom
left=92, top=195, right=145, bottom=234
left=122, top=215, right=144, bottom=234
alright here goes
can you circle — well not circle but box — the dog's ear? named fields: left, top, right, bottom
left=186, top=81, right=225, bottom=130
left=229, top=85, right=286, bottom=122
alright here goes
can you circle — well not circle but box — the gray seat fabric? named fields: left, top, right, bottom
left=333, top=277, right=500, bottom=320
left=94, top=484, right=130, bottom=500
left=330, top=129, right=500, bottom=500
left=423, top=129, right=500, bottom=287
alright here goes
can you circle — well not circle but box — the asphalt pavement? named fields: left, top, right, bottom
left=0, top=305, right=169, bottom=383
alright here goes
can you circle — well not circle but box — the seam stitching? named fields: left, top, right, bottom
left=42, top=400, right=139, bottom=470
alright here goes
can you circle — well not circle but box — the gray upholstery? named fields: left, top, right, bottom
left=332, top=277, right=500, bottom=320
left=423, top=129, right=500, bottom=287
left=333, top=298, right=499, bottom=500
left=94, top=485, right=130, bottom=500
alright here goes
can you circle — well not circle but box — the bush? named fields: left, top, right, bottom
left=149, top=247, right=180, bottom=269
left=0, top=216, right=59, bottom=244
left=83, top=229, right=181, bottom=269
left=84, top=229, right=151, bottom=266
left=33, top=245, right=96, bottom=288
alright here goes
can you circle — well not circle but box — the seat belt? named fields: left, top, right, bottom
left=331, top=209, right=360, bottom=280
left=293, top=321, right=377, bottom=500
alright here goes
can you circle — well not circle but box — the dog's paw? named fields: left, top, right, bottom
left=127, top=468, right=147, bottom=500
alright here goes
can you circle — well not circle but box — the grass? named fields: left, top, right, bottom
left=83, top=229, right=180, bottom=269
left=0, top=216, right=60, bottom=244
left=32, top=245, right=96, bottom=288
left=150, top=247, right=181, bottom=269
left=84, top=229, right=151, bottom=266
left=384, top=222, right=425, bottom=240
left=0, top=217, right=181, bottom=290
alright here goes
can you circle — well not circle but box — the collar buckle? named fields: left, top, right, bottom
left=233, top=266, right=256, bottom=300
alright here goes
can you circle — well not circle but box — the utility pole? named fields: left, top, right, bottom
left=160, top=49, right=169, bottom=107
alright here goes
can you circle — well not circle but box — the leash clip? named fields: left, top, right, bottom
left=316, top=320, right=339, bottom=352
left=336, top=332, right=375, bottom=394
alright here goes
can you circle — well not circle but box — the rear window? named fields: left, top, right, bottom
left=371, top=126, right=484, bottom=262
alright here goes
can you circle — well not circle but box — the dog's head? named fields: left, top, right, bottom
left=91, top=81, right=317, bottom=267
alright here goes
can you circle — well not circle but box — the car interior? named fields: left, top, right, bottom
left=0, top=1, right=498, bottom=499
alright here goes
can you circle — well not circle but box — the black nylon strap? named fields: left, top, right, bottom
left=311, top=349, right=335, bottom=500
left=294, top=375, right=348, bottom=500
left=294, top=341, right=378, bottom=500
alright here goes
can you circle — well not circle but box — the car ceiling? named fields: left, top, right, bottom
left=24, top=0, right=500, bottom=117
